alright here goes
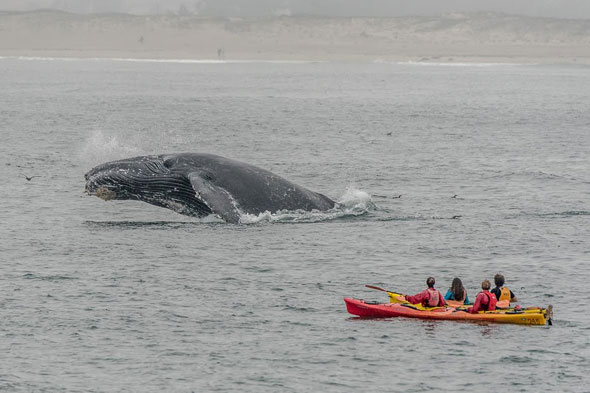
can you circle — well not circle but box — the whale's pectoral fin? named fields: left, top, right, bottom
left=188, top=172, right=241, bottom=223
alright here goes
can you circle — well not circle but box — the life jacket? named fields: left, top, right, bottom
left=494, top=287, right=511, bottom=308
left=499, top=287, right=511, bottom=301
left=482, top=291, right=497, bottom=311
left=496, top=299, right=510, bottom=308
left=426, top=288, right=441, bottom=307
left=446, top=299, right=464, bottom=307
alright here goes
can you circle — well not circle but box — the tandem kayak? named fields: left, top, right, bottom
left=344, top=298, right=552, bottom=326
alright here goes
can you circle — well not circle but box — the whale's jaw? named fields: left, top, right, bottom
left=88, top=186, right=117, bottom=201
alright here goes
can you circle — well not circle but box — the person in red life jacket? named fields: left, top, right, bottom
left=467, top=279, right=497, bottom=313
left=491, top=273, right=518, bottom=308
left=403, top=277, right=446, bottom=307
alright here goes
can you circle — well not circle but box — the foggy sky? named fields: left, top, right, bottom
left=1, top=0, right=590, bottom=19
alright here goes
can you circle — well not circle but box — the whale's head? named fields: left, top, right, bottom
left=84, top=154, right=213, bottom=217
left=84, top=155, right=171, bottom=201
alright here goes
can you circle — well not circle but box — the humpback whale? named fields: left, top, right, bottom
left=84, top=153, right=335, bottom=223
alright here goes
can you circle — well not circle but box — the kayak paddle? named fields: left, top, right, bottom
left=364, top=284, right=393, bottom=293
left=365, top=285, right=406, bottom=301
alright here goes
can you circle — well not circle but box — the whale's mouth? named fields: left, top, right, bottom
left=90, top=186, right=117, bottom=201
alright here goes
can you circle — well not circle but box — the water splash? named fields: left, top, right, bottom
left=336, top=187, right=375, bottom=211
left=238, top=187, right=376, bottom=224
left=79, top=130, right=141, bottom=166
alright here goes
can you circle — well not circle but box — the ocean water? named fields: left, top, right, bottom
left=0, top=57, right=589, bottom=392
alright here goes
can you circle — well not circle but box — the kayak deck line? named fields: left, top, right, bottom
left=385, top=290, right=546, bottom=315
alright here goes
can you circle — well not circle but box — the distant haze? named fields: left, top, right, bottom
left=1, top=0, right=590, bottom=19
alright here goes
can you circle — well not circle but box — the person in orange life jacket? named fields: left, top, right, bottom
left=467, top=279, right=497, bottom=313
left=491, top=273, right=517, bottom=308
left=403, top=277, right=446, bottom=307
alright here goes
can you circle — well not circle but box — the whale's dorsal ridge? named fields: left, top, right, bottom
left=188, top=171, right=241, bottom=224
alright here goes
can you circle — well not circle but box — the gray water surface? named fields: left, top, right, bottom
left=0, top=58, right=589, bottom=392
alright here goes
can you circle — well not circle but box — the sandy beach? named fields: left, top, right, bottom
left=1, top=10, right=589, bottom=63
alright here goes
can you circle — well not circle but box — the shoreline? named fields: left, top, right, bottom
left=0, top=53, right=587, bottom=65
left=2, top=11, right=589, bottom=65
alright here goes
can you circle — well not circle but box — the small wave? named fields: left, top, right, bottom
left=84, top=216, right=223, bottom=228
left=23, top=273, right=77, bottom=281
left=539, top=211, right=590, bottom=218
left=281, top=304, right=314, bottom=312
left=504, top=210, right=590, bottom=220
left=377, top=214, right=462, bottom=221
left=499, top=355, right=535, bottom=364
left=238, top=187, right=375, bottom=224
left=505, top=210, right=590, bottom=220
left=485, top=170, right=573, bottom=181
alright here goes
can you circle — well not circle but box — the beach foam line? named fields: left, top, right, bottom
left=0, top=55, right=323, bottom=64
left=375, top=59, right=529, bottom=67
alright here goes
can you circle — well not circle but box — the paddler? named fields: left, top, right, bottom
left=444, top=277, right=470, bottom=306
left=467, top=279, right=496, bottom=313
left=403, top=277, right=446, bottom=307
left=491, top=273, right=518, bottom=308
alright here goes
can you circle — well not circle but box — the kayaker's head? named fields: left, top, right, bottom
left=451, top=277, right=464, bottom=299
left=494, top=273, right=505, bottom=287
left=451, top=277, right=463, bottom=289
left=426, top=277, right=435, bottom=288
left=481, top=279, right=491, bottom=290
